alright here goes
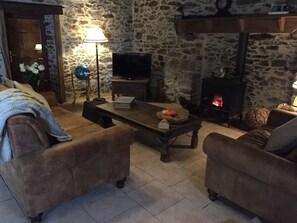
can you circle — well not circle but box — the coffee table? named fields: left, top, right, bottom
left=96, top=101, right=202, bottom=162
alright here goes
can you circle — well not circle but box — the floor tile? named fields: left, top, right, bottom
left=172, top=175, right=210, bottom=207
left=183, top=157, right=207, bottom=178
left=106, top=205, right=161, bottom=223
left=127, top=180, right=183, bottom=215
left=204, top=199, right=255, bottom=223
left=130, top=142, right=157, bottom=156
left=72, top=184, right=116, bottom=205
left=193, top=145, right=207, bottom=158
left=169, top=149, right=200, bottom=166
left=156, top=198, right=221, bottom=223
left=130, top=146, right=162, bottom=171
left=0, top=199, right=27, bottom=223
left=122, top=165, right=154, bottom=193
left=145, top=163, right=193, bottom=186
left=43, top=199, right=86, bottom=223
left=80, top=188, right=137, bottom=223
left=0, top=177, right=13, bottom=202
left=66, top=213, right=96, bottom=223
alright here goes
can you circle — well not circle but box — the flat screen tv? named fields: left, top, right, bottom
left=112, top=52, right=151, bottom=79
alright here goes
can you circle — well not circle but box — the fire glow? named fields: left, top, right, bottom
left=212, top=95, right=223, bottom=107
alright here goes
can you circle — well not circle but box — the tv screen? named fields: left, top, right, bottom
left=112, top=53, right=151, bottom=79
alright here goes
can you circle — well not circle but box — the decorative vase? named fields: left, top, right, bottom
left=28, top=79, right=40, bottom=92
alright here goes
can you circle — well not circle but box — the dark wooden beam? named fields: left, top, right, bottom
left=0, top=1, right=63, bottom=16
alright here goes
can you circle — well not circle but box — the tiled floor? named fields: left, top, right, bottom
left=0, top=96, right=257, bottom=223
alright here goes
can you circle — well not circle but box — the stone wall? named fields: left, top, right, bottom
left=58, top=0, right=133, bottom=96
left=132, top=0, right=297, bottom=113
left=44, top=15, right=60, bottom=93
left=244, top=33, right=297, bottom=109
left=5, top=0, right=297, bottom=113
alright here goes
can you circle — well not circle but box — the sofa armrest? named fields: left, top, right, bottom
left=203, top=133, right=297, bottom=196
left=39, top=91, right=58, bottom=106
left=266, top=108, right=297, bottom=127
left=69, top=124, right=135, bottom=164
left=14, top=124, right=134, bottom=176
left=7, top=115, right=51, bottom=158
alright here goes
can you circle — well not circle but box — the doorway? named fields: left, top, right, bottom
left=5, top=16, right=50, bottom=91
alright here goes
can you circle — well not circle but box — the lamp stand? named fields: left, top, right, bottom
left=93, top=43, right=106, bottom=103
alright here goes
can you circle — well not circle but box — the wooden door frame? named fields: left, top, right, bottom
left=5, top=15, right=50, bottom=87
left=54, top=15, right=65, bottom=102
left=0, top=1, right=64, bottom=101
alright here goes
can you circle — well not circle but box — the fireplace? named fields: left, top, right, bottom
left=200, top=78, right=246, bottom=124
left=199, top=33, right=248, bottom=125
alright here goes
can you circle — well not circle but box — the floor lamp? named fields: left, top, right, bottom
left=84, top=28, right=108, bottom=102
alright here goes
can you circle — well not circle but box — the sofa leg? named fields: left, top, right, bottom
left=116, top=177, right=126, bottom=189
left=207, top=188, right=218, bottom=201
left=29, top=213, right=43, bottom=223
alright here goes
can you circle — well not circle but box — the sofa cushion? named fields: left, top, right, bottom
left=237, top=127, right=272, bottom=149
left=0, top=84, right=8, bottom=91
left=51, top=106, right=104, bottom=140
left=14, top=81, right=50, bottom=110
left=0, top=77, right=14, bottom=88
left=264, top=117, right=297, bottom=155
left=286, top=148, right=297, bottom=163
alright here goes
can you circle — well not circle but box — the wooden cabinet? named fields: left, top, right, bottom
left=111, top=78, right=150, bottom=101
left=175, top=14, right=297, bottom=33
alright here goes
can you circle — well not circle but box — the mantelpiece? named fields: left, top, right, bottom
left=175, top=14, right=297, bottom=33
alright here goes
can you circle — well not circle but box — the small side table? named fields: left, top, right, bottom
left=111, top=77, right=149, bottom=101
left=65, top=73, right=90, bottom=104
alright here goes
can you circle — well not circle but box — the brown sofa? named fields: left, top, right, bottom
left=0, top=88, right=134, bottom=223
left=203, top=108, right=297, bottom=223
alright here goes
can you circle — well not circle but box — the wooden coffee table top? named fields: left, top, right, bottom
left=96, top=101, right=201, bottom=138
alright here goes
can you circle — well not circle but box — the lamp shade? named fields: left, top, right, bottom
left=84, top=28, right=108, bottom=43
left=293, top=81, right=297, bottom=89
left=35, top=44, right=42, bottom=51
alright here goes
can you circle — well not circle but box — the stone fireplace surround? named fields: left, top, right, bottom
left=5, top=0, right=297, bottom=115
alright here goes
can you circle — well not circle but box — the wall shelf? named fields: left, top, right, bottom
left=174, top=14, right=297, bottom=33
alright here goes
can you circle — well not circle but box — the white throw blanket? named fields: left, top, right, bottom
left=0, top=88, right=72, bottom=162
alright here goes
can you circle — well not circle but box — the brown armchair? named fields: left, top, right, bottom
left=203, top=109, right=297, bottom=223
left=0, top=91, right=134, bottom=223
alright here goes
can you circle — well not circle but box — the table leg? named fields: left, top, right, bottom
left=86, top=76, right=90, bottom=101
left=112, top=91, right=115, bottom=101
left=190, top=129, right=198, bottom=148
left=71, top=73, right=76, bottom=105
left=160, top=137, right=170, bottom=163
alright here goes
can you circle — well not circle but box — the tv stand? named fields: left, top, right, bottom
left=111, top=77, right=149, bottom=101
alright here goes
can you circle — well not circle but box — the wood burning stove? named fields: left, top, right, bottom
left=200, top=78, right=246, bottom=125
left=199, top=33, right=249, bottom=125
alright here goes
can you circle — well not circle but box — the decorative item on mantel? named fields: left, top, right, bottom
left=19, top=62, right=44, bottom=91
left=174, top=5, right=184, bottom=19
left=215, top=0, right=232, bottom=16
left=268, top=2, right=289, bottom=15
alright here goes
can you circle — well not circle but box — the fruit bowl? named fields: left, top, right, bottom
left=156, top=108, right=189, bottom=123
